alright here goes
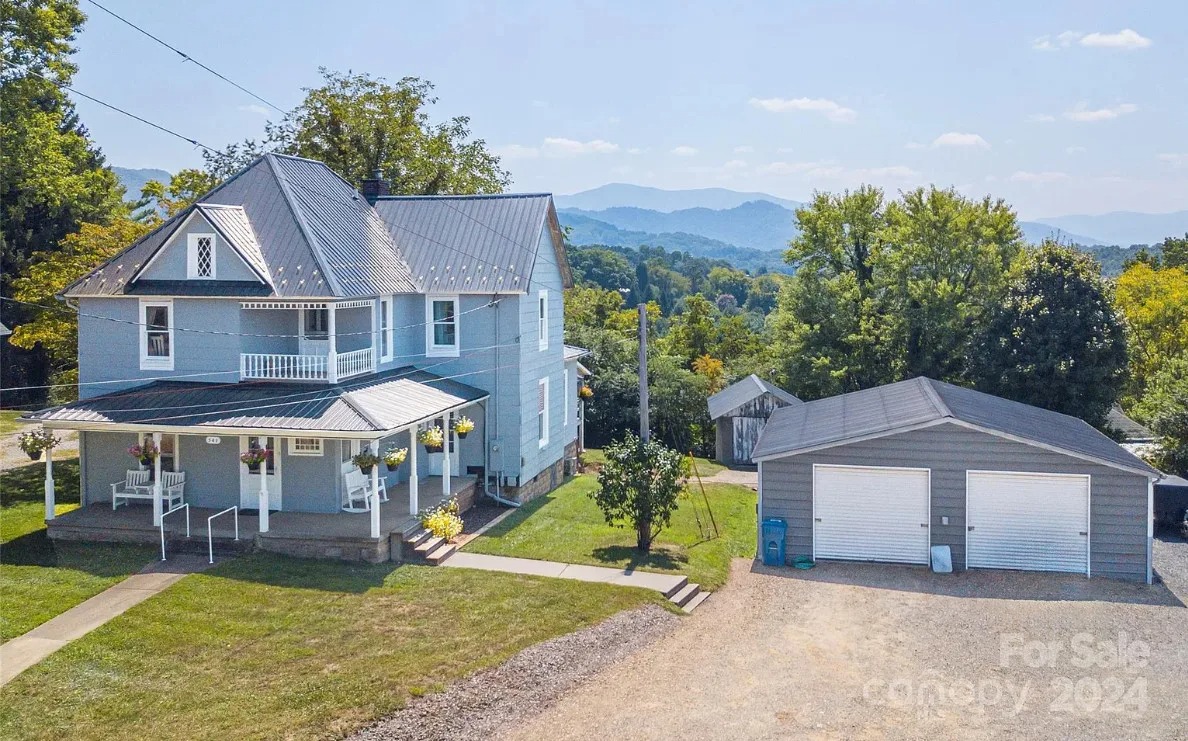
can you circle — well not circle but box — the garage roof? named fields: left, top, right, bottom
left=752, top=376, right=1160, bottom=477
left=708, top=375, right=801, bottom=420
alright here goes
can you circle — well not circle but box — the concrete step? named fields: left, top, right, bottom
left=414, top=535, right=445, bottom=555
left=425, top=542, right=456, bottom=565
left=404, top=528, right=432, bottom=546
left=661, top=576, right=689, bottom=600
left=682, top=590, right=711, bottom=613
left=669, top=582, right=701, bottom=608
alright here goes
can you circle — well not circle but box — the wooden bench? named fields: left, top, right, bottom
left=112, top=470, right=186, bottom=511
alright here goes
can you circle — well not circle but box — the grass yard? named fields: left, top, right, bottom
left=580, top=447, right=727, bottom=479
left=466, top=475, right=756, bottom=590
left=0, top=553, right=662, bottom=741
left=0, top=410, right=26, bottom=435
left=1, top=458, right=155, bottom=641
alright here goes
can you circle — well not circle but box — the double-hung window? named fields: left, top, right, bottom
left=538, top=377, right=549, bottom=448
left=187, top=233, right=216, bottom=279
left=304, top=308, right=329, bottom=340
left=426, top=297, right=459, bottom=357
left=380, top=297, right=393, bottom=362
left=537, top=290, right=549, bottom=351
left=140, top=299, right=174, bottom=370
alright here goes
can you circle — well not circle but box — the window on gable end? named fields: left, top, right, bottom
left=187, top=233, right=216, bottom=279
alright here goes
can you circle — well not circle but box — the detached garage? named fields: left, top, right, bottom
left=753, top=377, right=1161, bottom=583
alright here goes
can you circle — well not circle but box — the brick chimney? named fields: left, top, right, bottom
left=360, top=169, right=390, bottom=204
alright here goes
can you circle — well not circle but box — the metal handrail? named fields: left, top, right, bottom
left=207, top=506, right=240, bottom=564
left=159, top=503, right=191, bottom=561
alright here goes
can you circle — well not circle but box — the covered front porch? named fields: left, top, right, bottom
left=46, top=476, right=477, bottom=563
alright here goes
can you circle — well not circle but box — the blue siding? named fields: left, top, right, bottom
left=517, top=224, right=567, bottom=482
left=138, top=213, right=259, bottom=283
left=279, top=437, right=339, bottom=513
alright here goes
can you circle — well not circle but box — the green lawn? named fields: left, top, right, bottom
left=581, top=447, right=728, bottom=478
left=466, top=475, right=756, bottom=590
left=1, top=458, right=155, bottom=641
left=0, top=410, right=26, bottom=435
left=0, top=553, right=661, bottom=740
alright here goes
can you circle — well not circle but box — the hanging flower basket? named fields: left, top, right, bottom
left=240, top=447, right=268, bottom=472
left=418, top=426, right=445, bottom=453
left=353, top=451, right=380, bottom=475
left=19, top=429, right=60, bottom=461
left=129, top=440, right=160, bottom=466
left=578, top=385, right=594, bottom=400
left=383, top=446, right=408, bottom=471
left=452, top=415, right=474, bottom=439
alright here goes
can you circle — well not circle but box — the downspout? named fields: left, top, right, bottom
left=483, top=397, right=519, bottom=508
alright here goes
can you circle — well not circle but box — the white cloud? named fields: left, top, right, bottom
left=531, top=100, right=549, bottom=109
left=1027, top=113, right=1056, bottom=123
left=1065, top=146, right=1086, bottom=154
left=496, top=137, right=620, bottom=159
left=749, top=96, right=857, bottom=123
left=1063, top=102, right=1137, bottom=122
left=733, top=145, right=754, bottom=154
left=1080, top=29, right=1152, bottom=49
left=931, top=132, right=990, bottom=149
left=238, top=104, right=270, bottom=116
left=723, top=159, right=748, bottom=170
left=1158, top=153, right=1188, bottom=168
left=627, top=147, right=646, bottom=155
left=670, top=145, right=699, bottom=157
left=1009, top=170, right=1070, bottom=184
left=1033, top=29, right=1151, bottom=51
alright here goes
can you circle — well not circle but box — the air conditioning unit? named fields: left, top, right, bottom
left=564, top=457, right=579, bottom=476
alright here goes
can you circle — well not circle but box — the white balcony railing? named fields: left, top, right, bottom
left=239, top=349, right=376, bottom=382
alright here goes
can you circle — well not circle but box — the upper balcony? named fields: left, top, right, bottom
left=238, top=299, right=379, bottom=383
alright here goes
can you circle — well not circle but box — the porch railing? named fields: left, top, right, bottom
left=207, top=506, right=240, bottom=564
left=336, top=348, right=375, bottom=380
left=159, top=503, right=190, bottom=561
left=241, top=352, right=328, bottom=381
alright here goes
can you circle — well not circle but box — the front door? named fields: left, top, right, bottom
left=239, top=435, right=282, bottom=511
left=427, top=418, right=460, bottom=477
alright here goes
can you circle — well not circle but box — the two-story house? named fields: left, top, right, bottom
left=27, top=153, right=588, bottom=562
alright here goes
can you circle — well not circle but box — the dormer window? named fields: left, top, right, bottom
left=187, top=233, right=216, bottom=279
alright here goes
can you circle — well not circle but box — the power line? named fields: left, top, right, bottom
left=21, top=68, right=222, bottom=154
left=84, top=0, right=285, bottom=114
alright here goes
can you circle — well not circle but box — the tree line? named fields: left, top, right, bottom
left=565, top=187, right=1188, bottom=477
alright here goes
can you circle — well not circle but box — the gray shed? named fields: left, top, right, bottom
left=753, top=377, right=1161, bottom=583
left=708, top=375, right=800, bottom=466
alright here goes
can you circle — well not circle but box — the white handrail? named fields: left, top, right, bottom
left=336, top=347, right=375, bottom=380
left=207, top=506, right=240, bottom=564
left=159, top=503, right=191, bottom=561
left=240, top=352, right=329, bottom=381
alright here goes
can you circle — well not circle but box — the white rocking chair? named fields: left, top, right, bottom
left=342, top=469, right=388, bottom=512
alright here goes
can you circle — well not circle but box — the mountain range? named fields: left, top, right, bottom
left=112, top=167, right=171, bottom=199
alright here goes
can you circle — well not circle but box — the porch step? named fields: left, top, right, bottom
left=404, top=528, right=433, bottom=547
left=668, top=582, right=701, bottom=608
left=661, top=576, right=689, bottom=600
left=681, top=590, right=711, bottom=613
left=424, top=542, right=456, bottom=565
left=413, top=535, right=445, bottom=556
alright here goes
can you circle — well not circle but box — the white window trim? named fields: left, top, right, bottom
left=538, top=377, right=550, bottom=448
left=538, top=290, right=549, bottom=351
left=380, top=297, right=394, bottom=362
left=425, top=295, right=460, bottom=358
left=289, top=437, right=324, bottom=456
left=187, top=233, right=216, bottom=279
left=139, top=298, right=174, bottom=371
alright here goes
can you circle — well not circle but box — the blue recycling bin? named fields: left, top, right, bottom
left=761, top=517, right=787, bottom=566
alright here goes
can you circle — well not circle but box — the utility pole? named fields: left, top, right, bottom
left=638, top=303, right=649, bottom=442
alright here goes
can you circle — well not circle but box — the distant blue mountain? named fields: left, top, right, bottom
left=1032, top=210, right=1188, bottom=247
left=560, top=200, right=798, bottom=252
left=556, top=183, right=803, bottom=212
left=1018, top=222, right=1102, bottom=247
left=112, top=166, right=171, bottom=200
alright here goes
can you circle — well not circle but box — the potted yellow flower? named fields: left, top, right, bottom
left=418, top=426, right=445, bottom=453
left=452, top=415, right=475, bottom=439
left=383, top=446, right=408, bottom=471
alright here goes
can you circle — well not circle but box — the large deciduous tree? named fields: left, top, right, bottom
left=1135, top=353, right=1188, bottom=477
left=203, top=69, right=509, bottom=194
left=970, top=242, right=1127, bottom=427
left=591, top=433, right=688, bottom=552
left=1114, top=261, right=1188, bottom=398
left=1, top=0, right=125, bottom=400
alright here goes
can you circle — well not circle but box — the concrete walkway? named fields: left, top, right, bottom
left=444, top=552, right=687, bottom=594
left=0, top=554, right=210, bottom=687
left=699, top=468, right=758, bottom=487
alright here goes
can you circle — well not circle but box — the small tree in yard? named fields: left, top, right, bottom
left=591, top=434, right=688, bottom=552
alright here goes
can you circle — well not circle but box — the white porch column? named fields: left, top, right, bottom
left=44, top=433, right=55, bottom=521
left=327, top=303, right=338, bottom=384
left=370, top=299, right=378, bottom=369
left=370, top=440, right=382, bottom=539
left=442, top=413, right=451, bottom=498
left=408, top=428, right=419, bottom=516
left=152, top=432, right=163, bottom=526
left=258, top=448, right=270, bottom=533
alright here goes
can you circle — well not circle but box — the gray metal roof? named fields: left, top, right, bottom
left=65, top=154, right=418, bottom=299
left=373, top=193, right=573, bottom=294
left=563, top=344, right=591, bottom=363
left=1158, top=474, right=1188, bottom=489
left=1106, top=404, right=1155, bottom=442
left=752, top=376, right=1159, bottom=477
left=196, top=204, right=272, bottom=285
left=0, top=322, right=10, bottom=336
left=708, top=374, right=801, bottom=420
left=25, top=367, right=487, bottom=435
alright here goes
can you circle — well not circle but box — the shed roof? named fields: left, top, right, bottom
left=563, top=344, right=591, bottom=363
left=1106, top=404, right=1155, bottom=442
left=708, top=374, right=801, bottom=420
left=24, top=367, right=486, bottom=436
left=372, top=193, right=573, bottom=294
left=751, top=376, right=1159, bottom=477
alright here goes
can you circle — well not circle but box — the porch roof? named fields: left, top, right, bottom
left=24, top=367, right=487, bottom=437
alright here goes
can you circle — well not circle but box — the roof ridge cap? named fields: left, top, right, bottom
left=265, top=154, right=345, bottom=296
left=917, top=377, right=952, bottom=418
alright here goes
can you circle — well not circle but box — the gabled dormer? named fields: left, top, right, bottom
left=131, top=204, right=273, bottom=294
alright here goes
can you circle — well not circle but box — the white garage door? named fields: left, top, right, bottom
left=967, top=471, right=1089, bottom=574
left=813, top=465, right=930, bottom=565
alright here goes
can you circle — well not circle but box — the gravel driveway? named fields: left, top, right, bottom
left=501, top=538, right=1188, bottom=740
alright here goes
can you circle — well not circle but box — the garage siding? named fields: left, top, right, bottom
left=759, top=423, right=1149, bottom=581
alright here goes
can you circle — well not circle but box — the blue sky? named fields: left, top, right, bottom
left=72, top=0, right=1186, bottom=218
